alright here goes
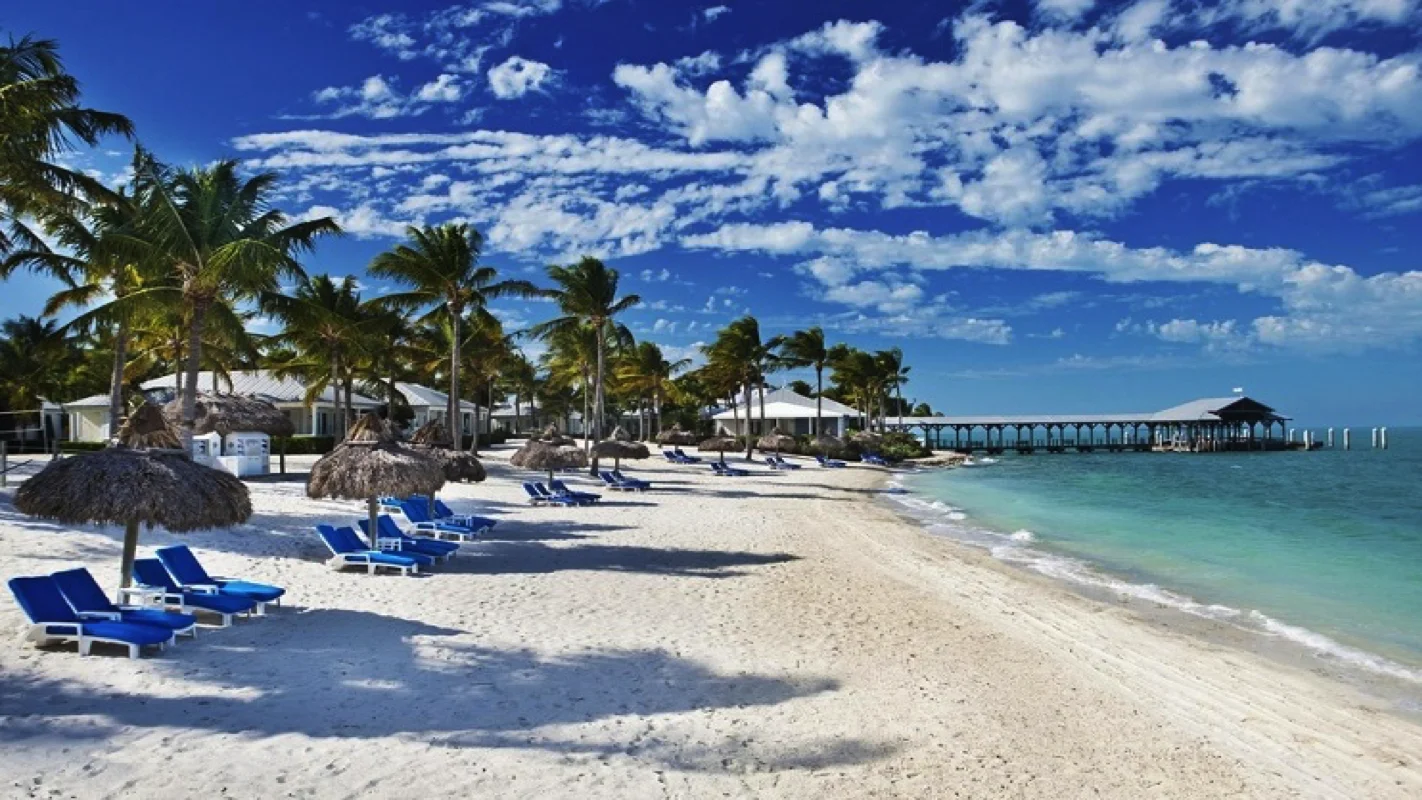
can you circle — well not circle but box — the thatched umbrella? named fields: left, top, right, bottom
left=407, top=418, right=486, bottom=484
left=813, top=433, right=846, bottom=455
left=514, top=440, right=589, bottom=484
left=539, top=424, right=573, bottom=446
left=850, top=430, right=883, bottom=445
left=117, top=402, right=182, bottom=449
left=15, top=446, right=252, bottom=587
left=699, top=429, right=738, bottom=464
left=657, top=424, right=698, bottom=446
left=757, top=426, right=796, bottom=455
left=307, top=414, right=445, bottom=547
left=162, top=391, right=296, bottom=437
left=409, top=418, right=451, bottom=447
left=593, top=427, right=650, bottom=470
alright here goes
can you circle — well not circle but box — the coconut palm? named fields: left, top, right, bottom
left=109, top=152, right=340, bottom=447
left=777, top=326, right=829, bottom=435
left=530, top=256, right=640, bottom=460
left=500, top=350, right=539, bottom=433
left=0, top=34, right=133, bottom=257
left=540, top=324, right=599, bottom=447
left=369, top=223, right=537, bottom=451
left=616, top=341, right=690, bottom=440
left=262, top=274, right=369, bottom=440
left=875, top=347, right=911, bottom=430
left=828, top=344, right=878, bottom=430
left=0, top=316, right=82, bottom=415
left=704, top=316, right=781, bottom=458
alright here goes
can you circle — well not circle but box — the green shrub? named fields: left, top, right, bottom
left=877, top=431, right=929, bottom=461
left=274, top=436, right=336, bottom=455
left=59, top=441, right=107, bottom=453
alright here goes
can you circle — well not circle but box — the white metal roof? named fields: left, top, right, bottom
left=138, top=371, right=381, bottom=407
left=712, top=387, right=860, bottom=421
left=395, top=382, right=479, bottom=412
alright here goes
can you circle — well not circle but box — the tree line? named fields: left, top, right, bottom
left=0, top=34, right=929, bottom=456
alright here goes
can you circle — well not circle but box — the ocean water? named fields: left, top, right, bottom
left=889, top=428, right=1422, bottom=686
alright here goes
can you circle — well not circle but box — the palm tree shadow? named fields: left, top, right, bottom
left=453, top=542, right=798, bottom=577
left=0, top=608, right=894, bottom=773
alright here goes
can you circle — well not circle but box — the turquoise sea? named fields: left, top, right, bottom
left=890, top=428, right=1422, bottom=687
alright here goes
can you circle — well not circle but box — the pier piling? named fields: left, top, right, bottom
left=1381, top=427, right=1389, bottom=450
left=1327, top=428, right=1334, bottom=448
left=1343, top=428, right=1351, bottom=450
left=1372, top=428, right=1379, bottom=448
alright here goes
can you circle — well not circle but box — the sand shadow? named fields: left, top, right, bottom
left=0, top=608, right=892, bottom=772
left=450, top=542, right=799, bottom=578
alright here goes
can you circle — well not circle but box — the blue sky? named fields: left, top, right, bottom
left=7, top=0, right=1422, bottom=425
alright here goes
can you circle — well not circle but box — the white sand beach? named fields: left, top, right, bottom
left=2, top=446, right=1420, bottom=799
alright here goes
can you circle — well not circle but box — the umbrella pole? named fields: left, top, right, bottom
left=118, top=519, right=139, bottom=589
left=367, top=496, right=380, bottom=549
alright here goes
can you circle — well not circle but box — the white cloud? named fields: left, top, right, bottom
left=703, top=5, right=731, bottom=22
left=348, top=1, right=566, bottom=70
left=684, top=221, right=1422, bottom=352
left=487, top=56, right=553, bottom=98
left=640, top=268, right=671, bottom=282
left=308, top=74, right=465, bottom=119
left=1035, top=0, right=1097, bottom=21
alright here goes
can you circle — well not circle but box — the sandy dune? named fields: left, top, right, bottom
left=1, top=444, right=1419, bottom=798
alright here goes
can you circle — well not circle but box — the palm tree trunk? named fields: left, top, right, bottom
left=653, top=390, right=662, bottom=439
left=742, top=380, right=753, bottom=459
left=581, top=374, right=590, bottom=451
left=815, top=365, right=823, bottom=437
left=329, top=358, right=342, bottom=440
left=344, top=376, right=354, bottom=436
left=591, top=329, right=606, bottom=475
left=180, top=303, right=207, bottom=451
left=758, top=382, right=766, bottom=436
left=449, top=306, right=462, bottom=451
left=514, top=393, right=521, bottom=435
left=107, top=318, right=128, bottom=440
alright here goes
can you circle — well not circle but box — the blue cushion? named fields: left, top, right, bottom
left=82, top=619, right=173, bottom=646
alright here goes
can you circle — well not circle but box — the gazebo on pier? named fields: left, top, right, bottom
left=886, top=396, right=1293, bottom=454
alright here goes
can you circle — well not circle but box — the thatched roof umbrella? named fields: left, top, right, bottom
left=757, top=426, right=796, bottom=455
left=539, top=424, right=573, bottom=446
left=307, top=414, right=445, bottom=547
left=657, top=424, right=698, bottom=446
left=162, top=391, right=296, bottom=437
left=408, top=418, right=486, bottom=484
left=515, top=440, right=589, bottom=484
left=593, top=427, right=650, bottom=470
left=698, top=430, right=738, bottom=464
left=117, top=402, right=182, bottom=449
left=813, top=433, right=846, bottom=455
left=15, top=442, right=252, bottom=587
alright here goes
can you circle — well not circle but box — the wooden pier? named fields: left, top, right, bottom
left=887, top=396, right=1300, bottom=455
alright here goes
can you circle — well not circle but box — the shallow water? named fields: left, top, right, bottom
left=891, top=429, right=1422, bottom=685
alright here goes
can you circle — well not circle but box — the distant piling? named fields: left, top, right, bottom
left=1381, top=427, right=1389, bottom=450
left=1327, top=428, right=1334, bottom=448
left=1343, top=428, right=1351, bottom=450
left=1288, top=428, right=1296, bottom=443
left=1372, top=428, right=1379, bottom=448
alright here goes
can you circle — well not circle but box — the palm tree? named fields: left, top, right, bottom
left=369, top=223, right=537, bottom=451
left=113, top=152, right=340, bottom=447
left=541, top=324, right=598, bottom=446
left=356, top=305, right=419, bottom=431
left=0, top=316, right=85, bottom=443
left=0, top=35, right=133, bottom=257
left=500, top=350, right=539, bottom=434
left=876, top=348, right=910, bottom=430
left=531, top=256, right=640, bottom=457
left=705, top=316, right=782, bottom=458
left=828, top=344, right=878, bottom=430
left=262, top=274, right=368, bottom=439
left=777, top=326, right=829, bottom=435
left=617, top=341, right=691, bottom=440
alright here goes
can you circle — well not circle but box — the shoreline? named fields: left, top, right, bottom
left=2, top=447, right=1420, bottom=796
left=879, top=466, right=1422, bottom=712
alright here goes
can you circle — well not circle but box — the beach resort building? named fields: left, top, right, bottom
left=711, top=386, right=860, bottom=437
left=392, top=382, right=480, bottom=439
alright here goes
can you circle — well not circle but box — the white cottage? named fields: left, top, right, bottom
left=711, top=387, right=860, bottom=437
left=63, top=370, right=383, bottom=443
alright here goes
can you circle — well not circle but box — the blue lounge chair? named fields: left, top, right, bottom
left=673, top=448, right=702, bottom=463
left=816, top=455, right=847, bottom=468
left=600, top=471, right=647, bottom=491
left=610, top=470, right=651, bottom=489
left=549, top=480, right=601, bottom=503
left=862, top=453, right=890, bottom=466
left=131, top=559, right=257, bottom=627
left=431, top=498, right=497, bottom=531
left=359, top=516, right=459, bottom=561
left=534, top=482, right=593, bottom=505
left=315, top=525, right=425, bottom=575
left=9, top=576, right=175, bottom=658
left=770, top=455, right=801, bottom=470
left=711, top=462, right=749, bottom=477
left=397, top=500, right=481, bottom=541
left=524, top=482, right=579, bottom=506
left=51, top=568, right=198, bottom=638
left=156, top=546, right=285, bottom=614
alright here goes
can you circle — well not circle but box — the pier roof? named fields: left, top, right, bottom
left=889, top=396, right=1288, bottom=428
